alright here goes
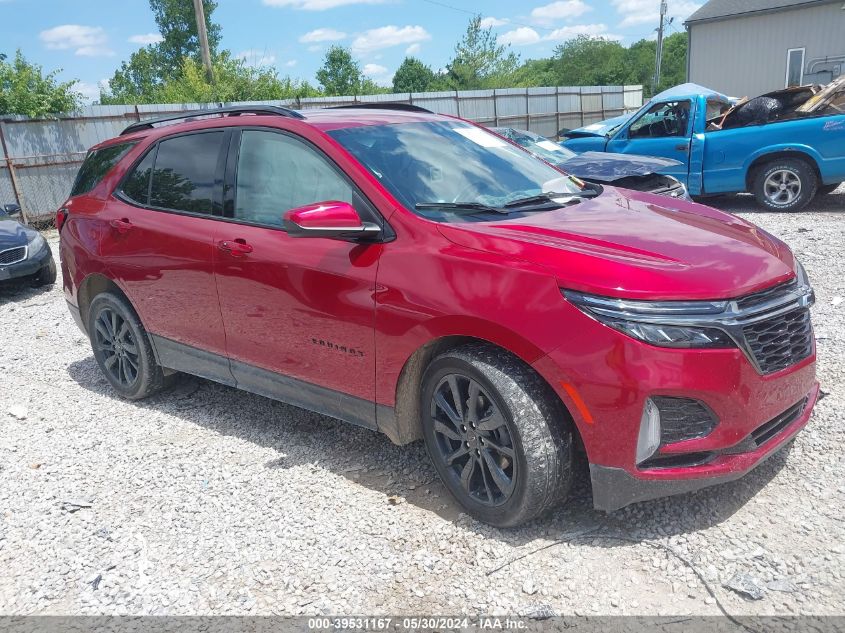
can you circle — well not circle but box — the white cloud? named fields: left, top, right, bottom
left=39, top=24, right=114, bottom=56
left=299, top=28, right=347, bottom=42
left=285, top=60, right=298, bottom=67
left=405, top=43, right=421, bottom=55
left=498, top=27, right=541, bottom=46
left=263, top=0, right=386, bottom=9
left=612, top=0, right=701, bottom=27
left=362, top=63, right=392, bottom=87
left=75, top=81, right=103, bottom=103
left=128, top=32, right=163, bottom=45
left=530, top=0, right=592, bottom=23
left=351, top=25, right=430, bottom=53
left=480, top=16, right=509, bottom=28
left=499, top=22, right=620, bottom=46
left=236, top=49, right=277, bottom=66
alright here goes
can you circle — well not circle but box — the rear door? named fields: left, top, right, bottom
left=212, top=127, right=382, bottom=426
left=606, top=99, right=693, bottom=183
left=101, top=130, right=234, bottom=384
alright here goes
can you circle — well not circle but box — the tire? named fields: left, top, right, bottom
left=30, top=257, right=57, bottom=287
left=818, top=183, right=841, bottom=196
left=420, top=343, right=572, bottom=527
left=752, top=158, right=818, bottom=212
left=88, top=292, right=166, bottom=400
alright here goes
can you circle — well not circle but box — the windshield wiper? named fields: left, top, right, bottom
left=415, top=201, right=510, bottom=215
left=503, top=190, right=598, bottom=209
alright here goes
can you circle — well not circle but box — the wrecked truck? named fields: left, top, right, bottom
left=562, top=78, right=845, bottom=211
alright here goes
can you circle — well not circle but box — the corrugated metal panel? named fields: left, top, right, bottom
left=0, top=85, right=642, bottom=218
left=689, top=2, right=845, bottom=96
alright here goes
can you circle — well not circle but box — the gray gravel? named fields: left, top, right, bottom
left=1, top=188, right=843, bottom=616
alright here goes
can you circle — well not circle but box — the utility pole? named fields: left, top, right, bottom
left=192, top=0, right=214, bottom=84
left=653, top=0, right=667, bottom=93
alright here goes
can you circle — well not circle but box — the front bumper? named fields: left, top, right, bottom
left=531, top=297, right=818, bottom=512
left=0, top=241, right=53, bottom=282
left=590, top=382, right=818, bottom=511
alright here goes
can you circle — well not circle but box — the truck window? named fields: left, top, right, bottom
left=628, top=101, right=691, bottom=139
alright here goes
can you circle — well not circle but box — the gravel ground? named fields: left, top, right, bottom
left=0, top=188, right=843, bottom=617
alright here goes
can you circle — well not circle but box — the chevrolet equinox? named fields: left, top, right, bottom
left=59, top=105, right=818, bottom=527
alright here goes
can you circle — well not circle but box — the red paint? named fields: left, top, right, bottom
left=61, top=107, right=817, bottom=492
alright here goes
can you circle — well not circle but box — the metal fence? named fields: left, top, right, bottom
left=0, top=85, right=643, bottom=227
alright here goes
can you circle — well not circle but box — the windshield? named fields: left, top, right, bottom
left=493, top=128, right=577, bottom=165
left=328, top=121, right=586, bottom=222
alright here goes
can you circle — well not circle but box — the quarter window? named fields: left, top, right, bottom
left=234, top=130, right=353, bottom=227
left=121, top=148, right=155, bottom=205
left=148, top=132, right=225, bottom=214
left=71, top=142, right=136, bottom=197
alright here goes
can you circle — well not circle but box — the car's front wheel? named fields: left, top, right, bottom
left=421, top=344, right=572, bottom=527
left=752, top=158, right=817, bottom=212
left=88, top=292, right=166, bottom=400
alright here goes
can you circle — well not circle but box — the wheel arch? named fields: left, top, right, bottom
left=380, top=334, right=582, bottom=455
left=77, top=274, right=141, bottom=335
left=744, top=147, right=822, bottom=190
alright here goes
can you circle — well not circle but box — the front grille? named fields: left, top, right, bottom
left=736, top=279, right=797, bottom=310
left=750, top=397, right=808, bottom=447
left=652, top=396, right=717, bottom=444
left=0, top=246, right=26, bottom=266
left=742, top=308, right=813, bottom=374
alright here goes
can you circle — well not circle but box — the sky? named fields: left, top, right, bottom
left=0, top=0, right=702, bottom=102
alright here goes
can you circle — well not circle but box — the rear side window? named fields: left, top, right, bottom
left=71, top=142, right=136, bottom=197
left=121, top=131, right=225, bottom=214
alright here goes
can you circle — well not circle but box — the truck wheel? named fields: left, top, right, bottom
left=420, top=343, right=572, bottom=528
left=752, top=158, right=817, bottom=212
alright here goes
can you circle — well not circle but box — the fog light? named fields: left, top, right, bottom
left=636, top=398, right=661, bottom=464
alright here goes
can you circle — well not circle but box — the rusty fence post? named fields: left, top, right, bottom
left=0, top=120, right=28, bottom=225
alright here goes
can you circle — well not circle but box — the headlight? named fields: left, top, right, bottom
left=563, top=290, right=736, bottom=349
left=27, top=232, right=46, bottom=252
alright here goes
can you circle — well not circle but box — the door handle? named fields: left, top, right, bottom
left=675, top=143, right=690, bottom=151
left=110, top=218, right=132, bottom=234
left=217, top=238, right=253, bottom=257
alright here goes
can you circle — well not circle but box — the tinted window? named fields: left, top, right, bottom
left=234, top=130, right=352, bottom=227
left=121, top=148, right=155, bottom=205
left=150, top=132, right=224, bottom=214
left=71, top=142, right=136, bottom=197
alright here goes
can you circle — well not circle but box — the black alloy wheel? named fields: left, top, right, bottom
left=430, top=373, right=517, bottom=506
left=93, top=307, right=140, bottom=387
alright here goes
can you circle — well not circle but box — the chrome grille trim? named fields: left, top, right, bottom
left=0, top=245, right=27, bottom=267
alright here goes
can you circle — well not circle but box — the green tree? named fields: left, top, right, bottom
left=446, top=16, right=520, bottom=89
left=654, top=33, right=687, bottom=93
left=102, top=0, right=222, bottom=104
left=0, top=50, right=80, bottom=117
left=152, top=0, right=221, bottom=76
left=392, top=57, right=437, bottom=92
left=551, top=36, right=628, bottom=86
left=316, top=46, right=364, bottom=95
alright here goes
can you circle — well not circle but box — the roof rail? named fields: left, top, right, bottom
left=329, top=102, right=433, bottom=114
left=120, top=105, right=305, bottom=136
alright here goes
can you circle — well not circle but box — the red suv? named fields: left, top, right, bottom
left=59, top=105, right=818, bottom=527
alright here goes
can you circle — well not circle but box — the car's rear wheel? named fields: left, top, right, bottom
left=752, top=158, right=817, bottom=212
left=88, top=292, right=166, bottom=400
left=421, top=343, right=571, bottom=527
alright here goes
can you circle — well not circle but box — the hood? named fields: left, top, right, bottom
left=562, top=113, right=633, bottom=139
left=0, top=218, right=30, bottom=250
left=559, top=151, right=682, bottom=180
left=437, top=188, right=795, bottom=301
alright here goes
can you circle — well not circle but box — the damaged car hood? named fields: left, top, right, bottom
left=560, top=151, right=681, bottom=180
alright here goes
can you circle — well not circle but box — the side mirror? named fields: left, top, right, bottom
left=283, top=201, right=381, bottom=241
left=4, top=203, right=21, bottom=217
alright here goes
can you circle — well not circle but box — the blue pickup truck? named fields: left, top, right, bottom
left=562, top=78, right=845, bottom=211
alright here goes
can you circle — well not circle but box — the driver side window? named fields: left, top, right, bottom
left=628, top=100, right=691, bottom=139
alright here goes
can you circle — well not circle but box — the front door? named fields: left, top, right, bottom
left=100, top=130, right=234, bottom=384
left=213, top=128, right=381, bottom=427
left=606, top=99, right=693, bottom=183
